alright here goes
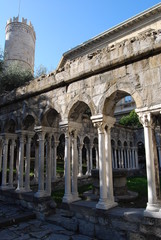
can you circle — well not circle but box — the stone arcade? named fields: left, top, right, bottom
left=0, top=3, right=161, bottom=224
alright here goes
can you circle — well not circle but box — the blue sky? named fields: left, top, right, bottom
left=0, top=0, right=161, bottom=73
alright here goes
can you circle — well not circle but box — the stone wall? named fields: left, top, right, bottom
left=47, top=204, right=161, bottom=240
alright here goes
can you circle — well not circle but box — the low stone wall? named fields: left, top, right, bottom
left=49, top=202, right=161, bottom=240
left=0, top=189, right=56, bottom=220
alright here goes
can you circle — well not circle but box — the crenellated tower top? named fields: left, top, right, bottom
left=4, top=16, right=36, bottom=74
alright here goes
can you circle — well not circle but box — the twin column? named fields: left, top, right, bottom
left=138, top=112, right=161, bottom=213
left=91, top=115, right=117, bottom=210
left=60, top=121, right=81, bottom=203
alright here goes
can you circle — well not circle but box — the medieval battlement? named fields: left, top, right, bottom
left=6, top=17, right=35, bottom=35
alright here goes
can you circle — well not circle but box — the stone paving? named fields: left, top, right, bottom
left=0, top=200, right=96, bottom=240
left=0, top=219, right=97, bottom=240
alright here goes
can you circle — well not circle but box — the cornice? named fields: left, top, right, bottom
left=58, top=3, right=161, bottom=69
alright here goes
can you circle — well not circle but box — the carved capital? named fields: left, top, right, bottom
left=91, top=114, right=115, bottom=134
left=93, top=121, right=106, bottom=134
left=138, top=112, right=156, bottom=129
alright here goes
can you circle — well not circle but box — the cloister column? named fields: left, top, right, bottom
left=25, top=133, right=34, bottom=192
left=85, top=145, right=90, bottom=175
left=1, top=136, right=9, bottom=189
left=91, top=114, right=117, bottom=210
left=139, top=112, right=161, bottom=212
left=71, top=130, right=80, bottom=201
left=105, top=117, right=118, bottom=207
left=95, top=144, right=99, bottom=169
left=34, top=127, right=46, bottom=198
left=114, top=148, right=118, bottom=169
left=9, top=138, right=16, bottom=188
left=34, top=143, right=39, bottom=182
left=60, top=122, right=73, bottom=203
left=90, top=144, right=93, bottom=173
left=0, top=138, right=2, bottom=172
left=16, top=132, right=25, bottom=192
left=78, top=143, right=83, bottom=176
left=46, top=135, right=52, bottom=195
left=51, top=140, right=59, bottom=181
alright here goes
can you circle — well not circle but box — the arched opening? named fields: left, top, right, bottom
left=41, top=108, right=60, bottom=128
left=22, top=115, right=35, bottom=130
left=4, top=119, right=16, bottom=133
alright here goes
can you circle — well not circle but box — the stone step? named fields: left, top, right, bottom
left=46, top=209, right=78, bottom=232
left=0, top=210, right=36, bottom=228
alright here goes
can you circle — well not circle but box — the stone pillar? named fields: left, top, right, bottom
left=78, top=144, right=83, bottom=176
left=34, top=143, right=39, bottom=182
left=16, top=133, right=25, bottom=192
left=114, top=148, right=118, bottom=169
left=95, top=145, right=99, bottom=169
left=91, top=114, right=117, bottom=210
left=9, top=139, right=15, bottom=188
left=25, top=134, right=33, bottom=191
left=121, top=148, right=124, bottom=168
left=85, top=145, right=90, bottom=175
left=34, top=130, right=46, bottom=198
left=124, top=149, right=127, bottom=169
left=51, top=140, right=59, bottom=181
left=139, top=112, right=161, bottom=212
left=90, top=144, right=93, bottom=173
left=105, top=118, right=117, bottom=206
left=46, top=135, right=52, bottom=195
left=127, top=148, right=130, bottom=169
left=1, top=138, right=9, bottom=189
left=61, top=126, right=72, bottom=203
left=71, top=130, right=79, bottom=201
left=0, top=139, right=2, bottom=172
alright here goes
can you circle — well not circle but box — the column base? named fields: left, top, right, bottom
left=145, top=202, right=161, bottom=212
left=72, top=192, right=81, bottom=202
left=15, top=187, right=25, bottom=193
left=78, top=173, right=83, bottom=177
left=34, top=190, right=49, bottom=198
left=62, top=193, right=73, bottom=203
left=96, top=198, right=118, bottom=210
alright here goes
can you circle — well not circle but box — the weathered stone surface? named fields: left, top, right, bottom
left=78, top=219, right=94, bottom=237
left=95, top=224, right=126, bottom=240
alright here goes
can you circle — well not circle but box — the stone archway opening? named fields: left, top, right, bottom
left=103, top=91, right=143, bottom=173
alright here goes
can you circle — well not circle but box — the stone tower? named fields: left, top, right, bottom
left=4, top=17, right=36, bottom=74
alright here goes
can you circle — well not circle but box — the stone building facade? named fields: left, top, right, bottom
left=0, top=3, right=161, bottom=217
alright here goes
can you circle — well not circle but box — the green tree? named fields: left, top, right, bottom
left=119, top=110, right=142, bottom=128
left=0, top=62, right=33, bottom=93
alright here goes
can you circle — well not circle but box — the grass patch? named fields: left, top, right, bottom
left=125, top=176, right=148, bottom=208
left=52, top=184, right=92, bottom=206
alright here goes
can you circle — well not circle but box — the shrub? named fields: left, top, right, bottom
left=119, top=110, right=142, bottom=128
left=0, top=63, right=33, bottom=93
